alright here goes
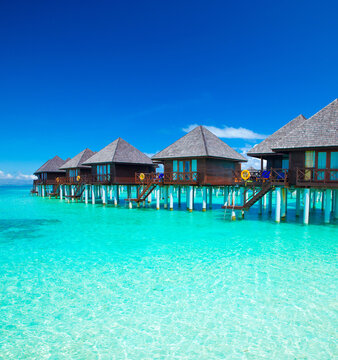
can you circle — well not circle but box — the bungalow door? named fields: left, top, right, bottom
left=304, top=151, right=315, bottom=181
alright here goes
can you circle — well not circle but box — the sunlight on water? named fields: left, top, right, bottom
left=0, top=186, right=337, bottom=359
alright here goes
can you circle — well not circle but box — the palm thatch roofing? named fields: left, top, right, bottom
left=34, top=155, right=67, bottom=174
left=152, top=126, right=247, bottom=162
left=82, top=138, right=153, bottom=165
left=247, top=114, right=307, bottom=158
left=59, top=148, right=96, bottom=169
left=273, top=98, right=338, bottom=151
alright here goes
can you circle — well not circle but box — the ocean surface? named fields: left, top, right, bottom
left=0, top=186, right=337, bottom=359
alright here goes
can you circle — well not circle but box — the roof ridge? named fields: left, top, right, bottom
left=200, top=126, right=209, bottom=156
left=112, top=138, right=121, bottom=162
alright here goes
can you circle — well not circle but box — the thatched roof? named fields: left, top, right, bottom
left=152, top=126, right=247, bottom=162
left=34, top=155, right=67, bottom=174
left=83, top=138, right=153, bottom=165
left=273, top=98, right=338, bottom=151
left=59, top=148, right=96, bottom=169
left=247, top=114, right=307, bottom=157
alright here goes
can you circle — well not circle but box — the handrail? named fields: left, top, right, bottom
left=296, top=168, right=338, bottom=184
left=232, top=168, right=289, bottom=185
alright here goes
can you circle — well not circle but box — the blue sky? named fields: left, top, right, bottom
left=1, top=0, right=337, bottom=182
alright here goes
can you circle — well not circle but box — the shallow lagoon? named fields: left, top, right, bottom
left=0, top=186, right=337, bottom=359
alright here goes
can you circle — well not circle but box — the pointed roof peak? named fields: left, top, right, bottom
left=273, top=99, right=338, bottom=151
left=60, top=148, right=96, bottom=169
left=34, top=155, right=67, bottom=174
left=248, top=113, right=308, bottom=157
left=152, top=125, right=246, bottom=161
left=83, top=138, right=153, bottom=165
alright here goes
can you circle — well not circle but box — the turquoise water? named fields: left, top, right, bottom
left=0, top=186, right=337, bottom=359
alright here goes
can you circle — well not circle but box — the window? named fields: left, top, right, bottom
left=317, top=152, right=326, bottom=180
left=330, top=152, right=338, bottom=180
left=305, top=151, right=315, bottom=181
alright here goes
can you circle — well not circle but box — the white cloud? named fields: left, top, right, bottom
left=182, top=124, right=267, bottom=140
left=0, top=170, right=14, bottom=179
left=0, top=170, right=37, bottom=182
left=16, top=173, right=37, bottom=180
left=237, top=144, right=267, bottom=170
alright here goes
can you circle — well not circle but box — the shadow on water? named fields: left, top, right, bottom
left=0, top=219, right=61, bottom=242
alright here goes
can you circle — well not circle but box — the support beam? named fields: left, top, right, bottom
left=202, top=187, right=207, bottom=211
left=189, top=186, right=194, bottom=212
left=208, top=187, right=213, bottom=209
left=178, top=186, right=181, bottom=206
left=335, top=190, right=338, bottom=220
left=164, top=186, right=168, bottom=209
left=84, top=185, right=88, bottom=204
left=91, top=185, right=96, bottom=204
left=281, top=188, right=286, bottom=219
left=268, top=190, right=272, bottom=213
left=60, top=185, right=63, bottom=200
left=114, top=185, right=119, bottom=206
left=102, top=186, right=107, bottom=205
left=156, top=188, right=160, bottom=210
left=275, top=187, right=281, bottom=223
left=296, top=189, right=301, bottom=217
left=169, top=185, right=174, bottom=210
left=324, top=189, right=332, bottom=224
left=303, top=189, right=310, bottom=225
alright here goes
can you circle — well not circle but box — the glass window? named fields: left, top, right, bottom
left=317, top=152, right=327, bottom=169
left=330, top=152, right=338, bottom=181
left=282, top=158, right=289, bottom=169
left=185, top=161, right=190, bottom=172
left=305, top=151, right=315, bottom=167
left=173, top=160, right=177, bottom=172
left=191, top=159, right=197, bottom=172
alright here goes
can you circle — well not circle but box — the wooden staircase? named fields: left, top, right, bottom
left=222, top=183, right=272, bottom=210
left=65, top=183, right=84, bottom=199
left=48, top=184, right=60, bottom=197
left=130, top=183, right=157, bottom=203
left=127, top=173, right=163, bottom=203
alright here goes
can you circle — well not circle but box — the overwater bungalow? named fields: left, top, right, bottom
left=245, top=98, right=338, bottom=224
left=152, top=125, right=247, bottom=186
left=248, top=98, right=338, bottom=187
left=82, top=138, right=155, bottom=184
left=59, top=148, right=96, bottom=183
left=128, top=125, right=246, bottom=210
left=33, top=155, right=68, bottom=197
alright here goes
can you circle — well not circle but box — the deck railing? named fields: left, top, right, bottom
left=233, top=168, right=289, bottom=185
left=296, top=168, right=338, bottom=186
left=135, top=172, right=200, bottom=185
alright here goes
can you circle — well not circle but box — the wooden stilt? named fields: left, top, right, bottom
left=324, top=189, right=332, bottom=223
left=303, top=189, right=310, bottom=225
left=202, top=187, right=207, bottom=211
left=275, top=187, right=281, bottom=223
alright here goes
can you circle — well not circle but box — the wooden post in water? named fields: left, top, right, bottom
left=202, top=187, right=207, bottom=211
left=177, top=186, right=181, bottom=206
left=185, top=186, right=189, bottom=209
left=102, top=186, right=107, bottom=205
left=84, top=185, right=88, bottom=204
left=189, top=186, right=193, bottom=212
left=281, top=188, right=286, bottom=219
left=303, top=189, right=310, bottom=225
left=324, top=189, right=332, bottom=223
left=296, top=189, right=301, bottom=217
left=156, top=188, right=160, bottom=210
left=334, top=190, right=338, bottom=219
left=259, top=198, right=263, bottom=215
left=268, top=190, right=272, bottom=213
left=223, top=186, right=228, bottom=206
left=91, top=185, right=95, bottom=204
left=169, top=185, right=174, bottom=210
left=42, top=185, right=45, bottom=197
left=209, top=187, right=213, bottom=210
left=60, top=185, right=63, bottom=200
left=275, top=187, right=281, bottom=223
